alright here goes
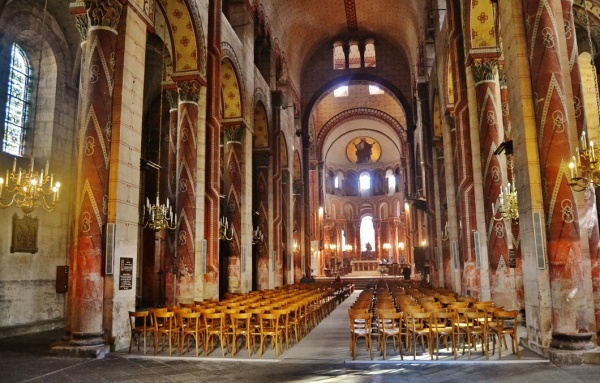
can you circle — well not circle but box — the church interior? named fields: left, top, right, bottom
left=0, top=0, right=600, bottom=363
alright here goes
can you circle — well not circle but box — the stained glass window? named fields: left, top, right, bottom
left=3, top=44, right=31, bottom=156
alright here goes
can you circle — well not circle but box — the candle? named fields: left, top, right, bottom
left=12, top=158, right=16, bottom=173
left=569, top=161, right=575, bottom=179
left=591, top=141, right=595, bottom=162
left=582, top=131, right=588, bottom=151
left=45, top=160, right=49, bottom=176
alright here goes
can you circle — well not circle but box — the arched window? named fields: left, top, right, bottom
left=333, top=41, right=345, bottom=70
left=359, top=172, right=371, bottom=191
left=348, top=40, right=361, bottom=69
left=386, top=169, right=396, bottom=194
left=364, top=38, right=376, bottom=67
left=3, top=43, right=32, bottom=156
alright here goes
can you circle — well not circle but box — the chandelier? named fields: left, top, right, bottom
left=492, top=179, right=518, bottom=222
left=0, top=158, right=61, bottom=213
left=252, top=225, right=263, bottom=244
left=0, top=0, right=61, bottom=214
left=142, top=29, right=176, bottom=231
left=219, top=216, right=233, bottom=241
left=569, top=1, right=600, bottom=193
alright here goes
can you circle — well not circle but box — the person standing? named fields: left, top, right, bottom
left=402, top=264, right=411, bottom=280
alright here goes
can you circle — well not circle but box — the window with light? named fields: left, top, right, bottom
left=3, top=44, right=31, bottom=156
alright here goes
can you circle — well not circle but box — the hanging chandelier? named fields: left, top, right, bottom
left=569, top=0, right=600, bottom=192
left=0, top=158, right=60, bottom=213
left=143, top=28, right=176, bottom=231
left=0, top=0, right=61, bottom=214
left=492, top=179, right=518, bottom=223
left=252, top=225, right=263, bottom=244
left=219, top=216, right=233, bottom=241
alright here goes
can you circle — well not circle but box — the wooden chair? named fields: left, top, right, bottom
left=349, top=311, right=373, bottom=360
left=153, top=311, right=179, bottom=356
left=377, top=310, right=403, bottom=360
left=429, top=310, right=457, bottom=360
left=179, top=311, right=202, bottom=356
left=463, top=310, right=487, bottom=359
left=490, top=310, right=521, bottom=359
left=405, top=311, right=432, bottom=360
left=230, top=312, right=253, bottom=357
left=257, top=312, right=283, bottom=358
left=128, top=311, right=152, bottom=354
left=204, top=312, right=226, bottom=356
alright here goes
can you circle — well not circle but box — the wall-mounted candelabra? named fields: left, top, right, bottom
left=252, top=225, right=263, bottom=244
left=441, top=221, right=449, bottom=241
left=219, top=216, right=233, bottom=241
left=568, top=131, right=600, bottom=192
left=492, top=180, right=519, bottom=223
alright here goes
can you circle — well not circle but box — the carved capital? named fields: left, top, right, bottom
left=74, top=13, right=89, bottom=41
left=498, top=65, right=507, bottom=88
left=472, top=58, right=498, bottom=83
left=177, top=80, right=202, bottom=103
left=85, top=0, right=123, bottom=30
left=165, top=88, right=179, bottom=110
left=223, top=125, right=244, bottom=143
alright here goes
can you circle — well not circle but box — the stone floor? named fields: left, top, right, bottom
left=1, top=291, right=600, bottom=382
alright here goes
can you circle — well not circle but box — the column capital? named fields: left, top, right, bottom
left=84, top=0, right=124, bottom=30
left=177, top=79, right=202, bottom=103
left=471, top=58, right=498, bottom=83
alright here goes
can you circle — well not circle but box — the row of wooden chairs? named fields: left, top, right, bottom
left=129, top=282, right=354, bottom=357
left=347, top=282, right=521, bottom=361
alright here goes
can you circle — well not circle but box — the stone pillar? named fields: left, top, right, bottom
left=522, top=0, right=593, bottom=349
left=562, top=0, right=600, bottom=338
left=174, top=79, right=200, bottom=303
left=164, top=87, right=179, bottom=306
left=254, top=152, right=270, bottom=290
left=272, top=116, right=283, bottom=287
left=472, top=58, right=513, bottom=307
left=373, top=218, right=381, bottom=259
left=64, top=0, right=122, bottom=355
left=498, top=65, right=525, bottom=311
left=223, top=125, right=244, bottom=293
left=448, top=0, right=472, bottom=295
left=203, top=0, right=222, bottom=300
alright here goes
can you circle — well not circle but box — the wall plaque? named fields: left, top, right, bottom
left=11, top=213, right=38, bottom=253
left=119, top=257, right=133, bottom=290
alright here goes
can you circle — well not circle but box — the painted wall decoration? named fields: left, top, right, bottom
left=346, top=137, right=381, bottom=164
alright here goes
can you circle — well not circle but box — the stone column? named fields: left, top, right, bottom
left=272, top=114, right=283, bottom=287
left=471, top=58, right=513, bottom=307
left=522, top=0, right=593, bottom=349
left=164, top=87, right=178, bottom=306
left=562, top=0, right=600, bottom=335
left=254, top=152, right=270, bottom=289
left=68, top=0, right=123, bottom=354
left=174, top=79, right=200, bottom=302
left=223, top=125, right=244, bottom=293
left=203, top=0, right=222, bottom=300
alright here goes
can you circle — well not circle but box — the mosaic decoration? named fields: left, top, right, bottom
left=346, top=137, right=381, bottom=164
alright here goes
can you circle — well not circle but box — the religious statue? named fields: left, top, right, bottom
left=354, top=137, right=373, bottom=163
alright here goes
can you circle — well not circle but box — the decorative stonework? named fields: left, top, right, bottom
left=472, top=59, right=498, bottom=83
left=177, top=80, right=201, bottom=103
left=85, top=0, right=123, bottom=29
left=74, top=13, right=89, bottom=42
left=223, top=125, right=245, bottom=143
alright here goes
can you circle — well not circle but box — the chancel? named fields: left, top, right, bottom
left=0, top=0, right=599, bottom=369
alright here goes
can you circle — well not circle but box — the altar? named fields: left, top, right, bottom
left=350, top=259, right=380, bottom=272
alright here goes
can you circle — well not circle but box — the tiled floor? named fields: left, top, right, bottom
left=1, top=291, right=600, bottom=382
